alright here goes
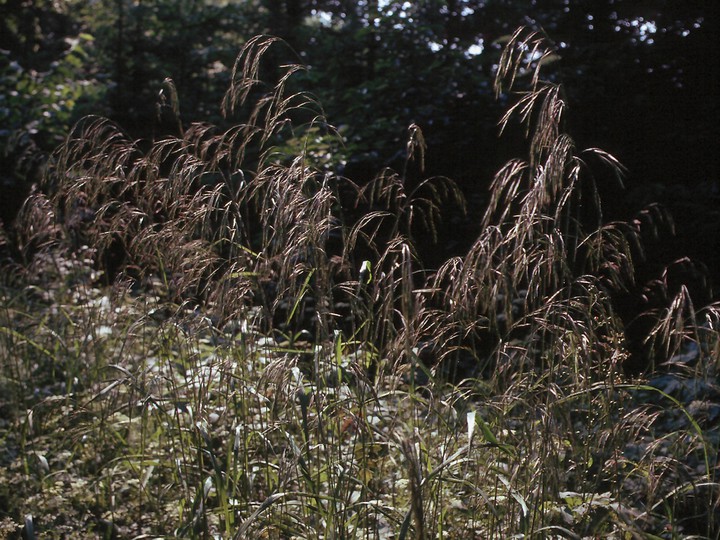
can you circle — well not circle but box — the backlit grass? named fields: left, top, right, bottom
left=1, top=29, right=719, bottom=539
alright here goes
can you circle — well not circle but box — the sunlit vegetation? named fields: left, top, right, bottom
left=1, top=27, right=719, bottom=539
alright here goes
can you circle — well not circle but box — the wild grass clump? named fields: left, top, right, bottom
left=1, top=29, right=719, bottom=538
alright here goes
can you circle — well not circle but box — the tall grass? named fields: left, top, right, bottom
left=1, top=29, right=719, bottom=538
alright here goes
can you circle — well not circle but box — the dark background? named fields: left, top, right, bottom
left=2, top=0, right=718, bottom=289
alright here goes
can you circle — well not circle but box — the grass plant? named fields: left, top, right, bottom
left=1, top=29, right=719, bottom=538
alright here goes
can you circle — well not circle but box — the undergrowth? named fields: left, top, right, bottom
left=1, top=30, right=719, bottom=539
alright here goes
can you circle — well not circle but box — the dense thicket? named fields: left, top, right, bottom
left=1, top=1, right=718, bottom=372
left=2, top=1, right=717, bottom=265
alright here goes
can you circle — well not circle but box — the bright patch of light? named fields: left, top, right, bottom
left=615, top=17, right=658, bottom=44
left=465, top=38, right=485, bottom=58
left=311, top=9, right=333, bottom=27
left=461, top=6, right=474, bottom=16
left=467, top=44, right=483, bottom=56
left=528, top=49, right=543, bottom=62
left=638, top=20, right=657, bottom=40
left=429, top=41, right=442, bottom=52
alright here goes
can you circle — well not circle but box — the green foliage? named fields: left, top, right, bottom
left=292, top=2, right=500, bottom=174
left=0, top=33, right=105, bottom=148
left=76, top=0, right=248, bottom=129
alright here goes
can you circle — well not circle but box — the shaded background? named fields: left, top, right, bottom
left=2, top=0, right=718, bottom=288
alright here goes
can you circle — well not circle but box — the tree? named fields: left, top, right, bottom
left=0, top=1, right=105, bottom=229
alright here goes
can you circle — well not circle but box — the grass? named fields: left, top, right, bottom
left=1, top=29, right=719, bottom=538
